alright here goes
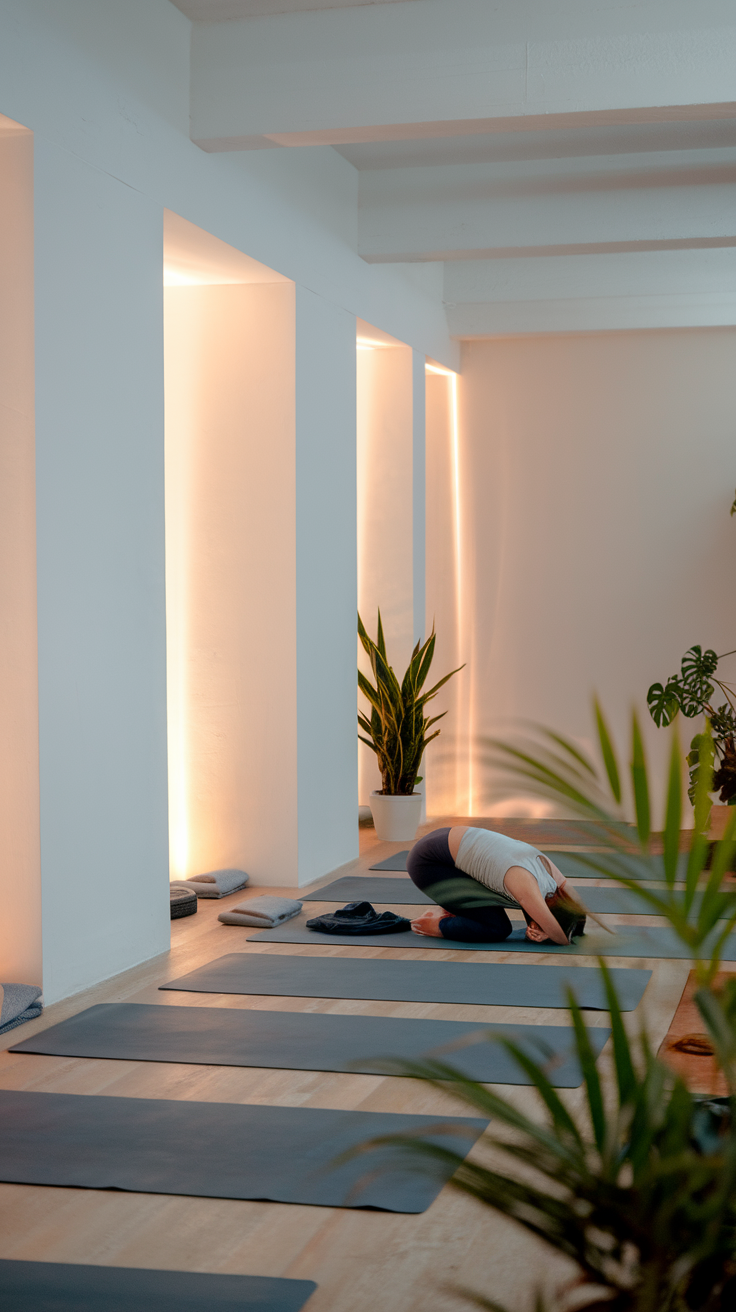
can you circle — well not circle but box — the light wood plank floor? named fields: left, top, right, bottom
left=0, top=820, right=715, bottom=1311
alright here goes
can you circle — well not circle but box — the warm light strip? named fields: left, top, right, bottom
left=446, top=370, right=474, bottom=813
left=425, top=363, right=455, bottom=377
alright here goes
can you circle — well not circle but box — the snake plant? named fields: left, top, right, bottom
left=358, top=611, right=462, bottom=795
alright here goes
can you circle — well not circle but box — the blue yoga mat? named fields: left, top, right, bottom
left=247, top=921, right=736, bottom=960
left=0, top=1259, right=316, bottom=1311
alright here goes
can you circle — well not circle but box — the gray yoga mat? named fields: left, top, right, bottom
left=161, top=952, right=650, bottom=1011
left=0, top=1090, right=485, bottom=1213
left=305, top=876, right=431, bottom=904
left=370, top=852, right=411, bottom=871
left=11, top=1002, right=609, bottom=1088
left=545, top=851, right=691, bottom=880
left=0, top=1259, right=316, bottom=1312
left=370, top=851, right=692, bottom=880
left=248, top=921, right=736, bottom=960
left=302, top=875, right=735, bottom=917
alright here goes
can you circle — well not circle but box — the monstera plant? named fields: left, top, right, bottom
left=647, top=645, right=736, bottom=809
left=646, top=489, right=736, bottom=812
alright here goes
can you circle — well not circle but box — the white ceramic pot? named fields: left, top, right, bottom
left=369, top=790, right=423, bottom=841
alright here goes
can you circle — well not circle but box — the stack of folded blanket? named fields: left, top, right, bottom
left=185, top=869, right=250, bottom=899
left=218, top=895, right=303, bottom=928
left=0, top=983, right=43, bottom=1036
left=306, top=901, right=411, bottom=935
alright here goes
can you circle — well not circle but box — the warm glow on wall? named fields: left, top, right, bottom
left=425, top=362, right=474, bottom=813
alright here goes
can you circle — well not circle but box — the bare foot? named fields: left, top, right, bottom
left=410, top=907, right=449, bottom=937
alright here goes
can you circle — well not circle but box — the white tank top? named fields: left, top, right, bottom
left=455, top=828, right=558, bottom=901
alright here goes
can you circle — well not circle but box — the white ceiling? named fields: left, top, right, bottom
left=335, top=118, right=736, bottom=172
left=170, top=0, right=412, bottom=19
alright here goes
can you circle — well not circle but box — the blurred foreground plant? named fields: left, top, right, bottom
left=355, top=709, right=736, bottom=1311
left=363, top=967, right=736, bottom=1312
left=484, top=709, right=736, bottom=988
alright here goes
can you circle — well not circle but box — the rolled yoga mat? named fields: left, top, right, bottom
left=247, top=921, right=736, bottom=960
left=0, top=1259, right=316, bottom=1312
left=161, top=953, right=651, bottom=1011
left=303, top=875, right=735, bottom=917
left=370, top=851, right=691, bottom=880
left=11, top=1002, right=610, bottom=1088
left=0, top=1090, right=486, bottom=1213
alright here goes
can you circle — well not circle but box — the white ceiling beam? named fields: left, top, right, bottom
left=190, top=0, right=736, bottom=152
left=444, top=248, right=736, bottom=335
left=356, top=151, right=736, bottom=262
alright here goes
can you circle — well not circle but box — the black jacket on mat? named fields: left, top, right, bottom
left=305, top=901, right=411, bottom=935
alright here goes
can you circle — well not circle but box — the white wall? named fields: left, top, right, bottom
left=166, top=279, right=359, bottom=889
left=0, top=0, right=455, bottom=998
left=356, top=337, right=429, bottom=805
left=34, top=136, right=171, bottom=1003
left=0, top=118, right=41, bottom=986
left=432, top=329, right=736, bottom=821
left=165, top=282, right=298, bottom=884
left=295, top=287, right=358, bottom=881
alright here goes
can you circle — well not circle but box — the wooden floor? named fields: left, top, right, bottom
left=0, top=819, right=716, bottom=1311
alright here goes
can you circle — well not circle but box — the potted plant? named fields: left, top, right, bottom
left=358, top=611, right=462, bottom=841
left=647, top=643, right=736, bottom=835
left=646, top=490, right=736, bottom=835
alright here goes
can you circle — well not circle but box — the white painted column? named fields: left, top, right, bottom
left=356, top=337, right=427, bottom=809
left=294, top=287, right=358, bottom=883
left=0, top=117, right=41, bottom=987
left=34, top=139, right=170, bottom=1003
left=424, top=369, right=467, bottom=816
left=412, top=348, right=427, bottom=648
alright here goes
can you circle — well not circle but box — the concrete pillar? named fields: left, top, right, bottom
left=34, top=139, right=170, bottom=1003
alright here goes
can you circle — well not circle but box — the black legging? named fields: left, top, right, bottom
left=407, top=828, right=513, bottom=943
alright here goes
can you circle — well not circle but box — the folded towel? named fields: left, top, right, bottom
left=306, top=901, right=411, bottom=936
left=185, top=869, right=250, bottom=898
left=0, top=982, right=43, bottom=1036
left=218, top=895, right=303, bottom=928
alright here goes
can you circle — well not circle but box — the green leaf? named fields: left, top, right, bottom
left=630, top=713, right=650, bottom=850
left=647, top=679, right=681, bottom=728
left=594, top=700, right=622, bottom=804
left=692, top=727, right=715, bottom=837
left=662, top=729, right=682, bottom=885
left=567, top=991, right=605, bottom=1152
left=599, top=961, right=636, bottom=1108
left=375, top=609, right=387, bottom=660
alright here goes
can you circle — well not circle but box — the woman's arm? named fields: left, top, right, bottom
left=503, top=866, right=570, bottom=945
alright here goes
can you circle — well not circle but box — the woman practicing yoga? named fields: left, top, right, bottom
left=406, top=826, right=588, bottom=945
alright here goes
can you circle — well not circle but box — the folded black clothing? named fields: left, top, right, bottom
left=306, top=901, right=411, bottom=935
